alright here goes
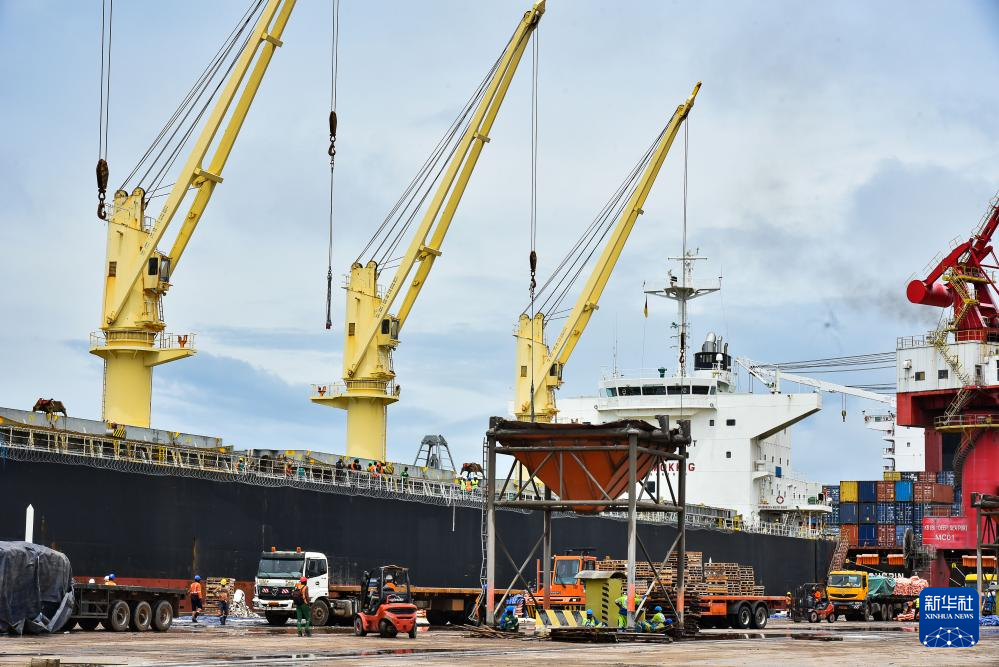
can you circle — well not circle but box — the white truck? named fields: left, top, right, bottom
left=252, top=548, right=482, bottom=627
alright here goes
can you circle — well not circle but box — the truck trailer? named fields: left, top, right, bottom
left=252, top=548, right=483, bottom=627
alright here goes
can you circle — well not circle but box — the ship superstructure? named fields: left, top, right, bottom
left=558, top=249, right=828, bottom=526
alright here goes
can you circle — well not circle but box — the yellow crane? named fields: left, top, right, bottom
left=90, top=0, right=296, bottom=428
left=513, top=82, right=701, bottom=422
left=311, top=1, right=546, bottom=461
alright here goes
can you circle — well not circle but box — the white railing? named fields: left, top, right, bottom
left=89, top=331, right=195, bottom=351
left=311, top=380, right=399, bottom=399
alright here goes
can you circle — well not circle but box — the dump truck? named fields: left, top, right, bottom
left=252, top=548, right=483, bottom=627
left=827, top=571, right=916, bottom=621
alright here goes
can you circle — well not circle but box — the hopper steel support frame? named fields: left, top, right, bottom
left=484, top=416, right=690, bottom=629
left=972, top=493, right=999, bottom=612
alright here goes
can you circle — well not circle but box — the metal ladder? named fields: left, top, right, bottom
left=472, top=435, right=489, bottom=622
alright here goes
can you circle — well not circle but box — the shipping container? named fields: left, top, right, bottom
left=937, top=470, right=956, bottom=485
left=876, top=502, right=896, bottom=524
left=859, top=523, right=878, bottom=547
left=913, top=504, right=926, bottom=524
left=822, top=485, right=840, bottom=503
left=927, top=505, right=952, bottom=517
left=840, top=481, right=858, bottom=503
left=918, top=471, right=936, bottom=483
left=895, top=501, right=914, bottom=524
left=901, top=472, right=920, bottom=482
left=858, top=481, right=878, bottom=503
left=877, top=524, right=895, bottom=546
left=931, top=483, right=954, bottom=504
left=952, top=501, right=963, bottom=517
left=830, top=505, right=840, bottom=525
left=883, top=470, right=901, bottom=481
left=840, top=524, right=859, bottom=546
left=914, top=482, right=933, bottom=503
left=895, top=524, right=908, bottom=546
left=860, top=502, right=877, bottom=524
left=876, top=481, right=896, bottom=502
left=895, top=480, right=913, bottom=502
left=839, top=502, right=859, bottom=524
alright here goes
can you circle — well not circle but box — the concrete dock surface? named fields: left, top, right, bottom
left=1, top=619, right=995, bottom=666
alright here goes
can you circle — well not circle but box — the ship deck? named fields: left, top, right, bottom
left=0, top=619, right=994, bottom=666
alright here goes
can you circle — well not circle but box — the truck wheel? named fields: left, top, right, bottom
left=265, top=612, right=289, bottom=626
left=78, top=618, right=100, bottom=631
left=408, top=626, right=417, bottom=639
left=311, top=599, right=330, bottom=627
left=808, top=611, right=818, bottom=623
left=734, top=604, right=752, bottom=629
left=131, top=601, right=152, bottom=631
left=152, top=600, right=174, bottom=631
left=379, top=619, right=398, bottom=638
left=354, top=615, right=367, bottom=636
left=750, top=604, right=768, bottom=629
left=108, top=600, right=131, bottom=632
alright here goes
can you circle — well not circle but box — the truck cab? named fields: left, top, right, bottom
left=531, top=550, right=596, bottom=608
left=253, top=548, right=348, bottom=626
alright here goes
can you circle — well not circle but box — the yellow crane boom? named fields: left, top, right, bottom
left=312, top=1, right=546, bottom=461
left=513, top=82, right=701, bottom=422
left=91, top=0, right=296, bottom=427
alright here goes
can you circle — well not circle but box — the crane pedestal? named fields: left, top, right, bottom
left=311, top=382, right=399, bottom=461
left=90, top=331, right=195, bottom=427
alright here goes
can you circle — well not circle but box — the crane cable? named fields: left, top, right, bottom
left=325, top=0, right=341, bottom=330
left=96, top=0, right=113, bottom=220
left=528, top=29, right=539, bottom=422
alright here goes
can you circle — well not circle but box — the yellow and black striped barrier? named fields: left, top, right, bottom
left=534, top=608, right=588, bottom=627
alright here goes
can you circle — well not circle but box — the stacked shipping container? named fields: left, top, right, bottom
left=824, top=473, right=956, bottom=548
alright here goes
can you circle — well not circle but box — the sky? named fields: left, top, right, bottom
left=1, top=0, right=998, bottom=485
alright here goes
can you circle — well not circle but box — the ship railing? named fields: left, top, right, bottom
left=0, top=421, right=833, bottom=539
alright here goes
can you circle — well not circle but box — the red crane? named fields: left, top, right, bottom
left=907, top=194, right=999, bottom=340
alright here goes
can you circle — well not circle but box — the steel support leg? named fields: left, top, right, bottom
left=486, top=436, right=497, bottom=626
left=627, top=432, right=638, bottom=629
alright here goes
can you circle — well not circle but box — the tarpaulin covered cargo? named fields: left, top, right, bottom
left=867, top=574, right=896, bottom=598
left=0, top=541, right=74, bottom=635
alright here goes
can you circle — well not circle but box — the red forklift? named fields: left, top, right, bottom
left=353, top=565, right=418, bottom=638
left=789, top=582, right=836, bottom=623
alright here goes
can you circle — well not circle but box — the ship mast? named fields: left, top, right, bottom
left=645, top=122, right=717, bottom=378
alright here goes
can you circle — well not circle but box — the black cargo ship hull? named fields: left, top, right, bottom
left=0, top=458, right=834, bottom=594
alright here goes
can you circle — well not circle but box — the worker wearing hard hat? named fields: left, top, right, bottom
left=383, top=574, right=398, bottom=592
left=189, top=575, right=204, bottom=623
left=650, top=606, right=666, bottom=630
left=105, top=574, right=117, bottom=586
left=294, top=576, right=312, bottom=637
left=497, top=605, right=519, bottom=631
left=583, top=609, right=605, bottom=628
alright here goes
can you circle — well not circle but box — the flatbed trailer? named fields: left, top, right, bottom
left=697, top=595, right=787, bottom=629
left=831, top=593, right=917, bottom=621
left=327, top=584, right=482, bottom=626
left=66, top=583, right=185, bottom=632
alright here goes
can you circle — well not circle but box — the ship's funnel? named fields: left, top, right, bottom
left=489, top=419, right=679, bottom=514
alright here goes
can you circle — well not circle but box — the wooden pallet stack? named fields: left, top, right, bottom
left=703, top=562, right=760, bottom=596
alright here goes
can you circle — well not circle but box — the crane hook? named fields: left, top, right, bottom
left=96, top=158, right=109, bottom=220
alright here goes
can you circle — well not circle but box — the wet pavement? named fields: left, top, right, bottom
left=1, top=619, right=996, bottom=666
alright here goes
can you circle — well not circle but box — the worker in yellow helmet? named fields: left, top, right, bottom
left=218, top=578, right=231, bottom=626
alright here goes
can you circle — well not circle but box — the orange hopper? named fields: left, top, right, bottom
left=492, top=419, right=678, bottom=514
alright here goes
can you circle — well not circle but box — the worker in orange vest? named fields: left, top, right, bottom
left=189, top=575, right=204, bottom=623
left=218, top=578, right=231, bottom=626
